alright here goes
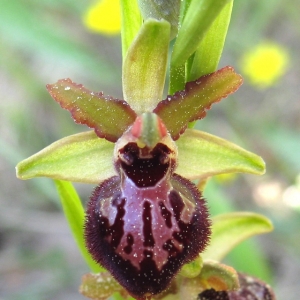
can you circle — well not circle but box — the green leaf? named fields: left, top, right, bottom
left=187, top=0, right=233, bottom=80
left=79, top=272, right=126, bottom=300
left=176, top=129, right=266, bottom=180
left=203, top=180, right=273, bottom=283
left=47, top=79, right=137, bottom=142
left=202, top=212, right=273, bottom=261
left=16, top=131, right=116, bottom=184
left=138, top=0, right=180, bottom=39
left=54, top=180, right=103, bottom=273
left=171, top=0, right=231, bottom=67
left=154, top=66, right=243, bottom=140
left=120, top=0, right=142, bottom=59
left=122, top=19, right=170, bottom=114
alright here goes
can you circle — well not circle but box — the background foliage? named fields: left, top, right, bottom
left=0, top=0, right=299, bottom=299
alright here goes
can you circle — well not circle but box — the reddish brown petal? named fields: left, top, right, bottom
left=154, top=66, right=243, bottom=140
left=47, top=79, right=137, bottom=142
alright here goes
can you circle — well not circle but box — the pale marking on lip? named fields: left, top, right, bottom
left=109, top=175, right=196, bottom=271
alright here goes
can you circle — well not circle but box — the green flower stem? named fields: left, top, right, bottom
left=54, top=180, right=104, bottom=273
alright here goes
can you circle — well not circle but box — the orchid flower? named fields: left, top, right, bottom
left=16, top=1, right=274, bottom=299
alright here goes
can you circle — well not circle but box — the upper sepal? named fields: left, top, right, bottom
left=122, top=19, right=170, bottom=114
left=47, top=79, right=137, bottom=142
left=154, top=66, right=243, bottom=140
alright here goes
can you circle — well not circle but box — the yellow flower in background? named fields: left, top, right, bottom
left=240, top=42, right=289, bottom=88
left=83, top=0, right=121, bottom=35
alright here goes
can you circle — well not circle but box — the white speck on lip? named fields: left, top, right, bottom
left=64, top=86, right=70, bottom=90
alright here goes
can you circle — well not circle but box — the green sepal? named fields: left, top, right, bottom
left=54, top=180, right=104, bottom=273
left=176, top=129, right=265, bottom=180
left=187, top=0, right=233, bottom=80
left=154, top=66, right=243, bottom=140
left=120, top=0, right=142, bottom=59
left=122, top=18, right=170, bottom=114
left=16, top=127, right=265, bottom=184
left=47, top=78, right=137, bottom=142
left=171, top=0, right=231, bottom=67
left=202, top=212, right=274, bottom=261
left=138, top=0, right=180, bottom=39
left=16, top=131, right=116, bottom=184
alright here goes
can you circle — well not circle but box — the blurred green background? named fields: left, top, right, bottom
left=0, top=0, right=299, bottom=299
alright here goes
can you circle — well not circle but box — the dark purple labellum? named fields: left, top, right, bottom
left=85, top=114, right=211, bottom=299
